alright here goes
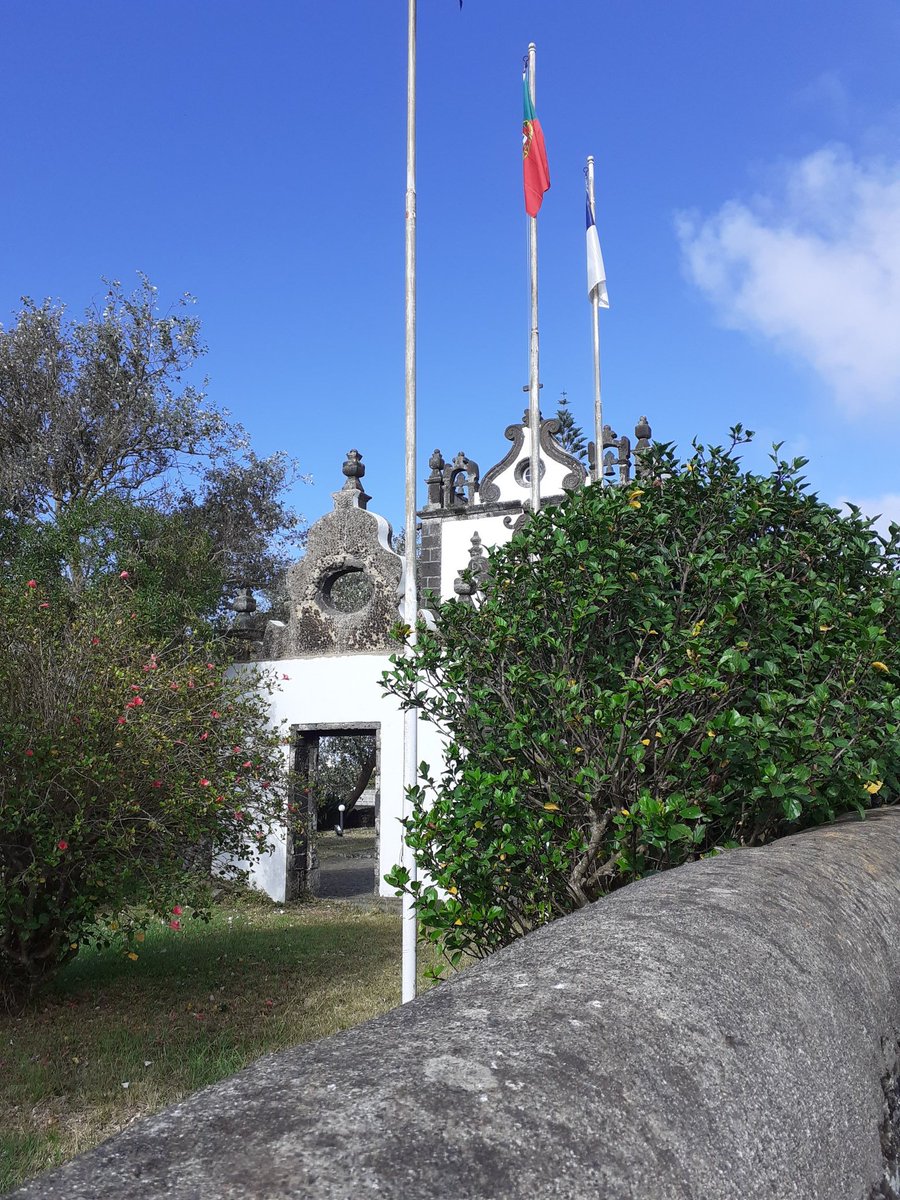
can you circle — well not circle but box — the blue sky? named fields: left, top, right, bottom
left=2, top=1, right=899, bottom=535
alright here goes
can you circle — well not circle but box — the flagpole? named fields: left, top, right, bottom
left=587, top=155, right=603, bottom=483
left=527, top=42, right=541, bottom=515
left=401, top=0, right=418, bottom=1005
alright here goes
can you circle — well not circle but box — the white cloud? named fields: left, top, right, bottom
left=838, top=492, right=900, bottom=538
left=678, top=147, right=900, bottom=413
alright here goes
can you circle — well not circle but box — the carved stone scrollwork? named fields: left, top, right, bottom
left=480, top=421, right=528, bottom=504
left=541, top=417, right=588, bottom=492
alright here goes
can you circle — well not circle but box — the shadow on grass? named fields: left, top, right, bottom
left=0, top=903, right=412, bottom=1193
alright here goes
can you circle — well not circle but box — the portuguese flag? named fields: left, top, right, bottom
left=522, top=73, right=550, bottom=217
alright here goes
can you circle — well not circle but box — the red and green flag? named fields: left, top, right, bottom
left=522, top=72, right=550, bottom=217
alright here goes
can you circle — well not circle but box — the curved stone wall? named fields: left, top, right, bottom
left=11, top=810, right=900, bottom=1200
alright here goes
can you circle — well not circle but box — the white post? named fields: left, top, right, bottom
left=401, top=0, right=418, bottom=1005
left=527, top=42, right=541, bottom=516
left=587, top=155, right=603, bottom=483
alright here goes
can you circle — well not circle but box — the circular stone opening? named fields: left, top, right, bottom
left=321, top=568, right=375, bottom=614
left=514, top=457, right=546, bottom=488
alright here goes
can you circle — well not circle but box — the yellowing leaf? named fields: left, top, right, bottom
left=127, top=952, right=139, bottom=961
left=543, top=802, right=560, bottom=812
left=447, top=886, right=458, bottom=895
left=819, top=624, right=833, bottom=632
left=872, top=661, right=890, bottom=673
left=620, top=808, right=630, bottom=816
left=864, top=780, right=884, bottom=795
left=690, top=620, right=705, bottom=637
left=628, top=571, right=639, bottom=581
left=640, top=738, right=651, bottom=746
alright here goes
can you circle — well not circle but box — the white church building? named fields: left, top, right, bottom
left=230, top=409, right=651, bottom=901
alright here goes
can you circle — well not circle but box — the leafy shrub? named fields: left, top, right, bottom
left=385, top=432, right=900, bottom=969
left=0, top=571, right=288, bottom=1011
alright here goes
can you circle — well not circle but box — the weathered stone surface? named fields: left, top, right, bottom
left=263, top=456, right=402, bottom=659
left=10, top=810, right=900, bottom=1200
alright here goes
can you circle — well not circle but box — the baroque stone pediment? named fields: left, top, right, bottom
left=263, top=452, right=402, bottom=659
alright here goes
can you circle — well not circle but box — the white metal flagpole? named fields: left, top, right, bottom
left=587, top=156, right=603, bottom=483
left=401, top=0, right=418, bottom=1005
left=526, top=42, right=541, bottom=516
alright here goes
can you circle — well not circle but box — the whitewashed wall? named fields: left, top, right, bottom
left=239, top=653, right=442, bottom=900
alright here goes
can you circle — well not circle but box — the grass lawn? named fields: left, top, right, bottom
left=0, top=896, right=432, bottom=1193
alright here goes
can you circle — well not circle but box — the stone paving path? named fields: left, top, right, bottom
left=317, top=830, right=379, bottom=901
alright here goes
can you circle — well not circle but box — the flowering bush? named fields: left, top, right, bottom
left=0, top=572, right=287, bottom=1011
left=385, top=432, right=900, bottom=970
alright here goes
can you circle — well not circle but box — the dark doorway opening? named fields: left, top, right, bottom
left=289, top=725, right=380, bottom=901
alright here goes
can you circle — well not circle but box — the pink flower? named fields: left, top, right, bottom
left=242, top=761, right=252, bottom=769
left=281, top=674, right=290, bottom=680
left=39, top=601, right=50, bottom=609
left=130, top=684, right=141, bottom=692
left=199, top=778, right=211, bottom=787
left=117, top=716, right=127, bottom=725
left=91, top=636, right=100, bottom=646
left=168, top=920, right=180, bottom=931
left=25, top=748, right=34, bottom=757
left=169, top=683, right=179, bottom=691
left=26, top=579, right=37, bottom=588
left=119, top=570, right=130, bottom=579
left=231, top=746, right=241, bottom=753
left=150, top=780, right=163, bottom=788
left=210, top=711, right=220, bottom=719
left=261, top=781, right=271, bottom=790
left=234, top=810, right=244, bottom=821
left=198, top=731, right=209, bottom=741
left=57, top=840, right=69, bottom=851
left=171, top=905, right=183, bottom=915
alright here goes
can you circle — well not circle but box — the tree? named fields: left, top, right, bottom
left=385, top=431, right=900, bottom=970
left=553, top=392, right=588, bottom=464
left=0, top=275, right=306, bottom=605
left=0, top=277, right=306, bottom=1010
left=0, top=569, right=289, bottom=1012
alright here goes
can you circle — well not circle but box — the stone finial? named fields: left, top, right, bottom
left=228, top=584, right=261, bottom=660
left=634, top=416, right=652, bottom=478
left=232, top=584, right=257, bottom=616
left=342, top=449, right=365, bottom=486
left=425, top=449, right=445, bottom=508
left=453, top=532, right=487, bottom=604
left=334, top=450, right=371, bottom=511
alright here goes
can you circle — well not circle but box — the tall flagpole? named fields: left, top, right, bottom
left=587, top=155, right=603, bottom=483
left=401, top=0, right=418, bottom=1005
left=526, top=42, right=541, bottom=515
